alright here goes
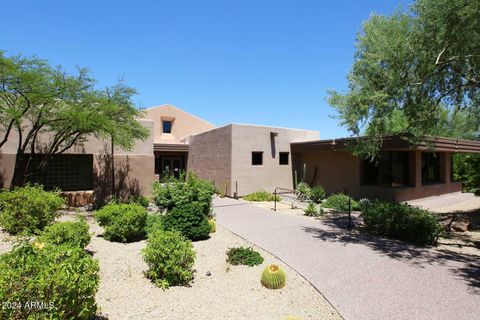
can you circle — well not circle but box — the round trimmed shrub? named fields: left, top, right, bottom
left=0, top=185, right=65, bottom=235
left=226, top=247, right=264, bottom=266
left=0, top=242, right=99, bottom=319
left=322, top=193, right=360, bottom=211
left=163, top=202, right=211, bottom=241
left=363, top=201, right=444, bottom=245
left=94, top=203, right=147, bottom=243
left=142, top=229, right=196, bottom=289
left=307, top=185, right=326, bottom=203
left=145, top=214, right=164, bottom=235
left=38, top=218, right=91, bottom=248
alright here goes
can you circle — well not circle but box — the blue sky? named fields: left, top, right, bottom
left=1, top=0, right=406, bottom=138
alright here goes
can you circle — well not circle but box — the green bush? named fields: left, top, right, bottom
left=363, top=201, right=444, bottom=245
left=243, top=190, right=281, bottom=202
left=94, top=203, right=147, bottom=243
left=0, top=185, right=65, bottom=235
left=308, top=185, right=326, bottom=203
left=145, top=214, right=164, bottom=235
left=322, top=193, right=360, bottom=211
left=152, top=172, right=215, bottom=216
left=129, top=195, right=150, bottom=208
left=38, top=218, right=91, bottom=249
left=296, top=182, right=311, bottom=196
left=304, top=202, right=324, bottom=217
left=226, top=246, right=264, bottom=266
left=163, top=202, right=211, bottom=241
left=0, top=242, right=99, bottom=319
left=142, top=229, right=196, bottom=289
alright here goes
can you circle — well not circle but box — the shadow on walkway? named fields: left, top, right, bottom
left=303, top=213, right=480, bottom=295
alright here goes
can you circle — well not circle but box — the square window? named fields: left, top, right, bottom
left=162, top=120, right=172, bottom=133
left=279, top=152, right=289, bottom=165
left=252, top=152, right=263, bottom=165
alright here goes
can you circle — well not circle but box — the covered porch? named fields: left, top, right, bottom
left=154, top=143, right=189, bottom=180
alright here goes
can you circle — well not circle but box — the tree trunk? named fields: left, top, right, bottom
left=10, top=152, right=29, bottom=189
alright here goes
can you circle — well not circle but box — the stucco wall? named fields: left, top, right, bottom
left=231, top=124, right=320, bottom=197
left=0, top=119, right=156, bottom=205
left=294, top=150, right=361, bottom=196
left=187, top=125, right=233, bottom=195
left=142, top=104, right=215, bottom=144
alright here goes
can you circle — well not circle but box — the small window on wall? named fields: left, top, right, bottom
left=162, top=120, right=172, bottom=133
left=279, top=152, right=289, bottom=165
left=252, top=152, right=263, bottom=165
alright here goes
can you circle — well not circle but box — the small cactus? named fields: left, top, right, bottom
left=208, top=219, right=216, bottom=233
left=261, top=264, right=286, bottom=289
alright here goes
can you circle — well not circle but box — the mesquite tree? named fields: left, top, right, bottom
left=0, top=51, right=149, bottom=187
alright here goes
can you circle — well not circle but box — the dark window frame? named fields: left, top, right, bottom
left=251, top=152, right=263, bottom=166
left=361, top=151, right=411, bottom=187
left=422, top=152, right=441, bottom=185
left=162, top=120, right=172, bottom=133
left=279, top=152, right=289, bottom=165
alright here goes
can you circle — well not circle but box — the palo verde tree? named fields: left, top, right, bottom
left=328, top=0, right=480, bottom=159
left=0, top=51, right=149, bottom=187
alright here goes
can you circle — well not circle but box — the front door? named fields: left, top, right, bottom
left=162, top=157, right=183, bottom=179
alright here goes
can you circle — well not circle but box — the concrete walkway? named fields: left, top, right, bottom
left=214, top=197, right=480, bottom=320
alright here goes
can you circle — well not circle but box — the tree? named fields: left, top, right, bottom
left=0, top=51, right=149, bottom=187
left=328, top=0, right=480, bottom=158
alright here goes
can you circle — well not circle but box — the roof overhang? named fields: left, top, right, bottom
left=291, top=135, right=480, bottom=153
left=154, top=143, right=189, bottom=153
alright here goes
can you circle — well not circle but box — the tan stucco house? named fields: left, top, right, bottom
left=1, top=104, right=479, bottom=205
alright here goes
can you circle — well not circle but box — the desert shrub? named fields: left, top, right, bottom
left=94, top=203, right=147, bottom=242
left=163, top=202, right=211, bottom=241
left=0, top=242, right=99, bottom=319
left=152, top=172, right=215, bottom=216
left=208, top=219, right=216, bottom=233
left=142, top=229, right=195, bottom=289
left=0, top=185, right=65, bottom=235
left=129, top=195, right=150, bottom=208
left=243, top=190, right=281, bottom=202
left=145, top=214, right=164, bottom=235
left=307, top=185, right=326, bottom=203
left=296, top=182, right=311, bottom=196
left=363, top=201, right=444, bottom=245
left=226, top=246, right=264, bottom=266
left=304, top=202, right=324, bottom=217
left=322, top=193, right=360, bottom=211
left=38, top=218, right=91, bottom=249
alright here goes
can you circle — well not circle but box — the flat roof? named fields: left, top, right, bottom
left=291, top=135, right=480, bottom=153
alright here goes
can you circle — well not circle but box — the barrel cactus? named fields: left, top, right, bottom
left=208, top=219, right=216, bottom=233
left=261, top=264, right=286, bottom=289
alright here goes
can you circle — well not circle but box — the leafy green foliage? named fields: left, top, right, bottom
left=0, top=242, right=99, bottom=319
left=142, top=229, right=195, bottom=289
left=322, top=194, right=360, bottom=211
left=226, top=246, right=264, bottom=266
left=94, top=203, right=147, bottom=242
left=0, top=51, right=149, bottom=187
left=453, top=153, right=480, bottom=193
left=163, top=202, right=211, bottom=241
left=304, top=202, right=324, bottom=217
left=152, top=172, right=215, bottom=216
left=296, top=182, right=311, bottom=196
left=38, top=218, right=91, bottom=249
left=261, top=264, right=286, bottom=289
left=327, top=0, right=480, bottom=157
left=243, top=190, right=281, bottom=202
left=362, top=201, right=444, bottom=245
left=0, top=185, right=64, bottom=235
left=145, top=214, right=164, bottom=235
left=208, top=219, right=216, bottom=233
left=128, top=195, right=150, bottom=208
left=307, top=185, right=326, bottom=203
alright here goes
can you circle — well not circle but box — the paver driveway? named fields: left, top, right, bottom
left=214, top=197, right=480, bottom=320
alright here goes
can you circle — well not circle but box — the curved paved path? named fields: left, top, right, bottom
left=214, top=197, right=480, bottom=320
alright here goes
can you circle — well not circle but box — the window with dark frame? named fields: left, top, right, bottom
left=251, top=152, right=263, bottom=165
left=26, top=154, right=94, bottom=191
left=279, top=152, right=289, bottom=165
left=162, top=120, right=172, bottom=133
left=422, top=152, right=441, bottom=184
left=362, top=151, right=410, bottom=187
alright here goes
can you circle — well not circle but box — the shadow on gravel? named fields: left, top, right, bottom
left=303, top=214, right=480, bottom=294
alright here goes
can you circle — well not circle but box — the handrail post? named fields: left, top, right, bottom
left=274, top=189, right=277, bottom=211
left=348, top=198, right=352, bottom=229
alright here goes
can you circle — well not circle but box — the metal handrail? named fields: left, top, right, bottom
left=273, top=187, right=307, bottom=211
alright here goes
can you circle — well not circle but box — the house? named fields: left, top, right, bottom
left=1, top=104, right=479, bottom=205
